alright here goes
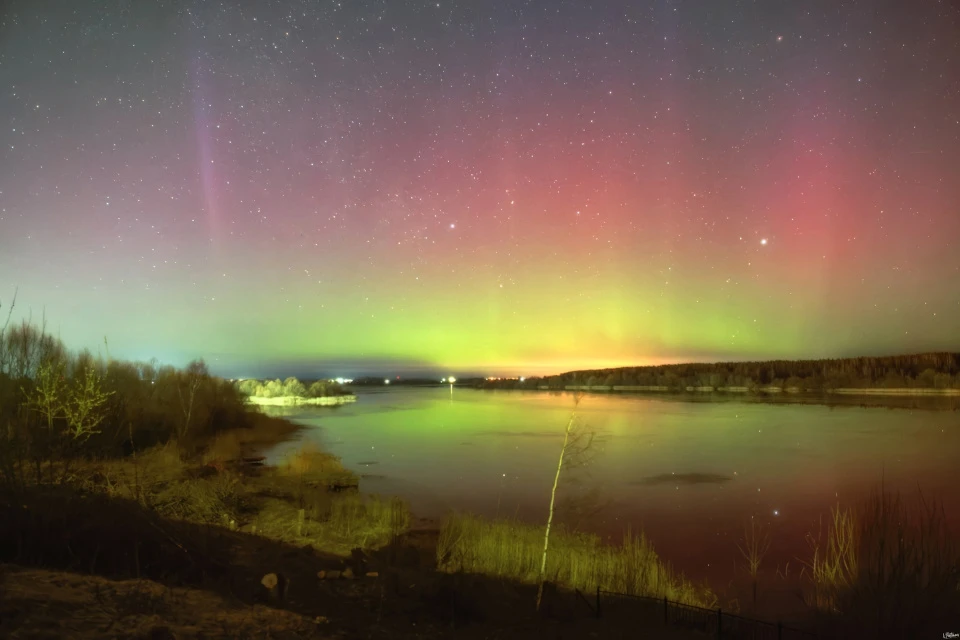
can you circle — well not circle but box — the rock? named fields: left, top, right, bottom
left=261, top=573, right=278, bottom=589
left=365, top=571, right=379, bottom=578
left=342, top=567, right=354, bottom=579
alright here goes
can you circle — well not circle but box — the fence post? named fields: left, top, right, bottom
left=716, top=608, right=722, bottom=639
left=663, top=596, right=668, bottom=624
left=595, top=586, right=601, bottom=619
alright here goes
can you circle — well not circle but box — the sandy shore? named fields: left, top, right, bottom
left=246, top=394, right=358, bottom=407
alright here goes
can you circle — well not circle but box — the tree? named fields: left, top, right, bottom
left=176, top=360, right=208, bottom=440
left=283, top=377, right=307, bottom=398
left=263, top=379, right=284, bottom=398
left=64, top=365, right=113, bottom=441
left=737, top=517, right=771, bottom=609
left=27, top=359, right=67, bottom=432
left=536, top=390, right=594, bottom=611
left=237, top=379, right=260, bottom=397
left=0, top=289, right=16, bottom=376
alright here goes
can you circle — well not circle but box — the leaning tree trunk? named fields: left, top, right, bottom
left=536, top=410, right=576, bottom=611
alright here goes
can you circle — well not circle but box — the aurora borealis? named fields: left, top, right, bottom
left=1, top=1, right=958, bottom=377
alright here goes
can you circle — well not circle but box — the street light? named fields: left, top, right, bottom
left=448, top=376, right=456, bottom=397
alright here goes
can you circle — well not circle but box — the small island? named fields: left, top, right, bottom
left=236, top=377, right=358, bottom=407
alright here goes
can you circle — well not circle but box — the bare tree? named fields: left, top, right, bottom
left=0, top=288, right=16, bottom=374
left=536, top=389, right=594, bottom=611
left=176, top=360, right=208, bottom=441
left=738, top=517, right=772, bottom=608
left=27, top=359, right=68, bottom=432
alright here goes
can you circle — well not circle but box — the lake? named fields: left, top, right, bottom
left=264, top=387, right=960, bottom=589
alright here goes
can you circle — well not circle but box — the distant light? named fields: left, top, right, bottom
left=519, top=376, right=525, bottom=382
left=448, top=376, right=457, bottom=384
left=760, top=238, right=768, bottom=245
left=384, top=379, right=390, bottom=385
left=773, top=509, right=780, bottom=516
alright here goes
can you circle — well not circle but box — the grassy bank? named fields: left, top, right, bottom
left=436, top=513, right=716, bottom=608
left=69, top=439, right=407, bottom=556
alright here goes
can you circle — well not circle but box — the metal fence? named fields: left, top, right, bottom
left=593, top=588, right=819, bottom=640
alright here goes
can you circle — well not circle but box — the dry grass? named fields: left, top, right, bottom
left=201, top=414, right=301, bottom=465
left=152, top=471, right=248, bottom=528
left=801, top=486, right=960, bottom=637
left=254, top=492, right=410, bottom=554
left=278, top=441, right=346, bottom=478
left=65, top=439, right=399, bottom=556
left=437, top=513, right=715, bottom=608
left=802, top=504, right=859, bottom=612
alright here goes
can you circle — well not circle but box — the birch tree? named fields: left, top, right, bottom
left=536, top=389, right=594, bottom=611
left=28, top=359, right=68, bottom=432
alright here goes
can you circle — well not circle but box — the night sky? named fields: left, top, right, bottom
left=1, top=0, right=958, bottom=378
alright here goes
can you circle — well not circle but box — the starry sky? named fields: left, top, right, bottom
left=1, top=0, right=958, bottom=378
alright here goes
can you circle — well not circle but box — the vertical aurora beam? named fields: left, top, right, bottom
left=190, top=56, right=223, bottom=253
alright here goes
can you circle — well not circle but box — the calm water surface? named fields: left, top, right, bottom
left=266, top=387, right=960, bottom=586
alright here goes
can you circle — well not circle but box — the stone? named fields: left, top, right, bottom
left=342, top=566, right=354, bottom=579
left=261, top=573, right=278, bottom=589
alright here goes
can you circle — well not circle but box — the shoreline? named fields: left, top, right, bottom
left=541, top=384, right=960, bottom=397
left=245, top=394, right=358, bottom=407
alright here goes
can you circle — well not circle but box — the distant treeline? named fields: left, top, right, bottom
left=235, top=377, right=350, bottom=398
left=478, top=353, right=960, bottom=392
left=349, top=377, right=455, bottom=386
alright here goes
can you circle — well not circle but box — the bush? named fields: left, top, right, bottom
left=154, top=471, right=247, bottom=526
